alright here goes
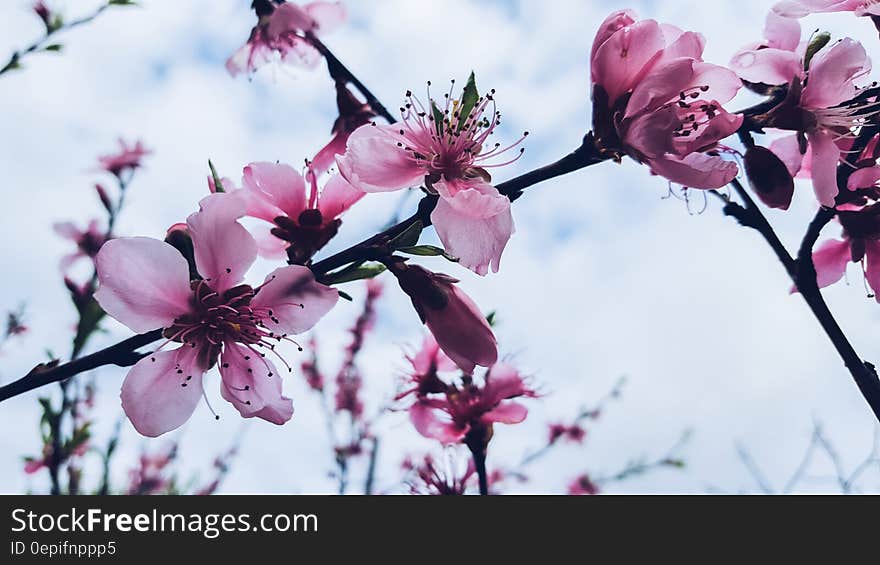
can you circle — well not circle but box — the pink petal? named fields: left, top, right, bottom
left=409, top=401, right=466, bottom=443
left=432, top=194, right=514, bottom=276
left=187, top=193, right=258, bottom=293
left=218, top=342, right=282, bottom=417
left=336, top=124, right=426, bottom=193
left=276, top=35, right=322, bottom=69
left=304, top=1, right=347, bottom=33
left=802, top=38, right=869, bottom=109
left=812, top=239, right=852, bottom=289
left=120, top=347, right=206, bottom=438
left=52, top=221, right=80, bottom=240
left=94, top=237, right=192, bottom=333
left=807, top=130, right=841, bottom=207
left=591, top=18, right=666, bottom=104
left=317, top=174, right=365, bottom=220
left=251, top=265, right=338, bottom=334
left=769, top=133, right=806, bottom=177
left=764, top=10, right=801, bottom=51
left=865, top=240, right=880, bottom=301
left=648, top=153, right=740, bottom=189
left=242, top=162, right=307, bottom=220
left=848, top=166, right=880, bottom=191
left=729, top=46, right=803, bottom=85
left=252, top=223, right=290, bottom=260
left=672, top=106, right=743, bottom=156
left=267, top=2, right=314, bottom=36
left=311, top=131, right=348, bottom=177
left=410, top=334, right=458, bottom=375
left=483, top=402, right=528, bottom=425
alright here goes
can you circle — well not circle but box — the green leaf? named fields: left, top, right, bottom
left=322, top=263, right=386, bottom=285
left=208, top=159, right=225, bottom=193
left=485, top=311, right=497, bottom=327
left=396, top=245, right=458, bottom=262
left=338, top=290, right=353, bottom=302
left=389, top=220, right=423, bottom=249
left=804, top=32, right=831, bottom=70
left=457, top=71, right=479, bottom=131
left=108, top=0, right=138, bottom=6
left=43, top=44, right=63, bottom=52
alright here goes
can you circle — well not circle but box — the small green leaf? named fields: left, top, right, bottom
left=208, top=160, right=225, bottom=193
left=396, top=245, right=459, bottom=262
left=337, top=290, right=353, bottom=301
left=389, top=220, right=423, bottom=249
left=804, top=32, right=831, bottom=70
left=457, top=71, right=479, bottom=131
left=43, top=44, right=63, bottom=52
left=108, top=0, right=138, bottom=6
left=323, top=263, right=386, bottom=285
left=485, top=311, right=497, bottom=327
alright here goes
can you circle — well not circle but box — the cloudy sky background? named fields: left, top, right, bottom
left=2, top=0, right=880, bottom=494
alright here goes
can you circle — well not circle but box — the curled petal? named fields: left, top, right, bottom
left=219, top=342, right=282, bottom=417
left=848, top=166, right=880, bottom=191
left=764, top=10, right=801, bottom=52
left=769, top=133, right=806, bottom=177
left=483, top=402, right=529, bottom=425
left=591, top=10, right=638, bottom=62
left=423, top=284, right=498, bottom=373
left=409, top=400, right=466, bottom=443
left=648, top=153, right=740, bottom=189
left=305, top=1, right=347, bottom=33
left=94, top=237, right=192, bottom=333
left=432, top=195, right=514, bottom=276
left=591, top=18, right=666, bottom=104
left=812, top=239, right=852, bottom=289
left=318, top=174, right=365, bottom=220
left=242, top=162, right=307, bottom=221
left=801, top=38, right=870, bottom=109
left=729, top=47, right=803, bottom=85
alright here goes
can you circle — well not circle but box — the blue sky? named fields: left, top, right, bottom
left=2, top=0, right=880, bottom=494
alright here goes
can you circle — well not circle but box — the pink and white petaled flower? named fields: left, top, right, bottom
left=590, top=10, right=743, bottom=189
left=773, top=0, right=880, bottom=17
left=731, top=14, right=874, bottom=206
left=97, top=139, right=151, bottom=177
left=337, top=79, right=526, bottom=275
left=93, top=193, right=338, bottom=437
left=396, top=335, right=458, bottom=401
left=568, top=474, right=600, bottom=495
left=53, top=219, right=106, bottom=272
left=226, top=1, right=346, bottom=77
left=407, top=363, right=535, bottom=444
left=237, top=161, right=364, bottom=263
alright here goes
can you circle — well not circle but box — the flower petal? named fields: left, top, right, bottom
left=318, top=174, right=365, bottom=220
left=94, top=237, right=192, bottom=333
left=592, top=18, right=666, bottom=104
left=812, top=238, right=852, bottom=289
left=847, top=165, right=880, bottom=191
left=305, top=1, right=347, bottom=33
left=432, top=195, right=514, bottom=276
left=423, top=284, right=498, bottom=373
left=483, top=402, right=528, bottom=425
left=769, top=133, right=806, bottom=177
left=865, top=240, right=880, bottom=301
left=648, top=153, right=740, bottom=189
left=807, top=130, right=840, bottom=207
left=336, top=124, right=426, bottom=193
left=242, top=162, right=307, bottom=220
left=802, top=38, right=869, bottom=109
left=120, top=347, right=206, bottom=438
left=409, top=400, right=466, bottom=443
left=219, top=342, right=285, bottom=419
left=764, top=10, right=801, bottom=51
left=252, top=266, right=339, bottom=334
left=187, top=193, right=258, bottom=293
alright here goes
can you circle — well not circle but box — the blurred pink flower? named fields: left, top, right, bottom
left=237, top=161, right=364, bottom=263
left=568, top=474, right=600, bottom=495
left=408, top=363, right=535, bottom=444
left=97, top=139, right=151, bottom=177
left=226, top=1, right=346, bottom=77
left=312, top=82, right=377, bottom=176
left=591, top=10, right=743, bottom=189
left=53, top=219, right=106, bottom=272
left=548, top=423, right=587, bottom=445
left=93, top=193, right=338, bottom=437
left=337, top=82, right=526, bottom=275
left=396, top=335, right=457, bottom=401
left=731, top=13, right=873, bottom=206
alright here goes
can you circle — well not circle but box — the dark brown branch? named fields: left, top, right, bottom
left=0, top=329, right=162, bottom=403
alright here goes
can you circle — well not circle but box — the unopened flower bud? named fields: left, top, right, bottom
left=745, top=145, right=794, bottom=210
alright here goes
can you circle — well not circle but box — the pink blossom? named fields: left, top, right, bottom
left=97, top=139, right=151, bottom=177
left=93, top=193, right=338, bottom=437
left=407, top=363, right=535, bottom=444
left=226, top=1, right=346, bottom=77
left=591, top=11, right=743, bottom=189
left=731, top=14, right=874, bottom=206
left=33, top=1, right=52, bottom=28
left=548, top=423, right=587, bottom=445
left=396, top=335, right=457, bottom=401
left=390, top=263, right=497, bottom=374
left=337, top=81, right=525, bottom=275
left=773, top=0, right=880, bottom=17
left=403, top=453, right=476, bottom=495
left=237, top=161, right=364, bottom=263
left=810, top=170, right=880, bottom=297
left=568, top=474, right=600, bottom=495
left=53, top=219, right=107, bottom=272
